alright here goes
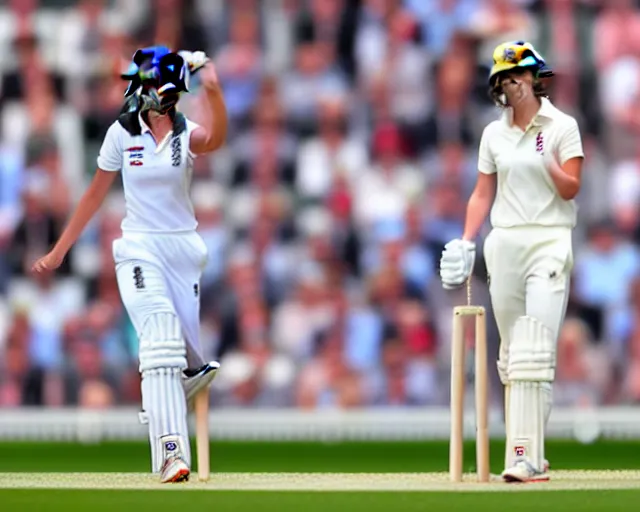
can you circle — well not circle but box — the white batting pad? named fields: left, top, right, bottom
left=507, top=316, right=556, bottom=382
left=506, top=381, right=544, bottom=471
left=138, top=312, right=190, bottom=473
left=142, top=368, right=191, bottom=473
left=541, top=381, right=553, bottom=425
left=139, top=312, right=187, bottom=372
left=505, top=316, right=556, bottom=471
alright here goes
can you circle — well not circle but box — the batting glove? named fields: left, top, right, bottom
left=178, top=50, right=210, bottom=74
left=439, top=239, right=475, bottom=290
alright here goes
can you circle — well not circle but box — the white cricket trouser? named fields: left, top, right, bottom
left=485, top=226, right=571, bottom=470
left=484, top=226, right=572, bottom=360
left=113, top=230, right=208, bottom=368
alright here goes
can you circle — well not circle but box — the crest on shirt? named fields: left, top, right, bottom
left=126, top=146, right=145, bottom=167
left=535, top=131, right=544, bottom=154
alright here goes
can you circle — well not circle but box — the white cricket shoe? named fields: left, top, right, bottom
left=183, top=361, right=220, bottom=411
left=159, top=435, right=190, bottom=483
left=160, top=456, right=190, bottom=483
left=502, top=459, right=550, bottom=483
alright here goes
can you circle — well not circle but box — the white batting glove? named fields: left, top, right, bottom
left=439, top=239, right=475, bottom=290
left=178, top=50, right=210, bottom=74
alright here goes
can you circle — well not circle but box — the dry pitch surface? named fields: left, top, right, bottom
left=1, top=471, right=640, bottom=492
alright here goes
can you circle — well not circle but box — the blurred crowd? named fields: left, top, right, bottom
left=1, top=0, right=640, bottom=410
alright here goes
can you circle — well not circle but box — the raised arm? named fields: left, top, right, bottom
left=189, top=61, right=228, bottom=155
left=32, top=169, right=117, bottom=273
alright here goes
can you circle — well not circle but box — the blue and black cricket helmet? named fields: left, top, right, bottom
left=121, top=45, right=189, bottom=113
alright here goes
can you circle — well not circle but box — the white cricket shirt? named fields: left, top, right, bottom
left=97, top=112, right=200, bottom=233
left=478, top=98, right=584, bottom=228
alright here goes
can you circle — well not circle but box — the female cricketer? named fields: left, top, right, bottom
left=439, top=41, right=584, bottom=482
left=33, top=46, right=227, bottom=483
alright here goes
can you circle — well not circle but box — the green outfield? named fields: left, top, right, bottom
left=2, top=489, right=640, bottom=512
left=1, top=440, right=640, bottom=511
left=3, top=439, right=640, bottom=473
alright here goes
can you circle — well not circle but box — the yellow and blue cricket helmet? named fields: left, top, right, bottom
left=489, top=41, right=553, bottom=86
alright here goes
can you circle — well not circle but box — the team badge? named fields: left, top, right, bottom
left=503, top=47, right=517, bottom=62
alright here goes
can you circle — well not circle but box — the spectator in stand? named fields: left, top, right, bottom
left=280, top=39, right=349, bottom=138
left=427, top=35, right=475, bottom=147
left=294, top=0, right=358, bottom=80
left=423, top=178, right=466, bottom=258
left=573, top=221, right=640, bottom=362
left=232, top=98, right=297, bottom=188
left=367, top=333, right=438, bottom=406
left=469, top=0, right=537, bottom=64
left=0, top=0, right=638, bottom=411
left=0, top=26, right=66, bottom=105
left=353, top=122, right=424, bottom=232
left=609, top=145, right=640, bottom=240
left=0, top=311, right=33, bottom=406
left=554, top=318, right=604, bottom=406
left=10, top=138, right=71, bottom=276
left=133, top=0, right=208, bottom=52
left=622, top=322, right=640, bottom=403
left=596, top=0, right=640, bottom=157
left=404, top=0, right=477, bottom=60
left=296, top=94, right=367, bottom=202
left=0, top=143, right=23, bottom=292
left=215, top=9, right=264, bottom=135
left=296, top=327, right=365, bottom=409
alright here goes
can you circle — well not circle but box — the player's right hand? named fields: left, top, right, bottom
left=32, top=250, right=65, bottom=274
left=179, top=51, right=210, bottom=74
left=439, top=239, right=475, bottom=289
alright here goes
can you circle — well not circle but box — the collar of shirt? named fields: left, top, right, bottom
left=138, top=112, right=151, bottom=134
left=502, top=97, right=557, bottom=130
left=138, top=112, right=174, bottom=154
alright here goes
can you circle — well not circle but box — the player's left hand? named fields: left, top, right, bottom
left=440, top=239, right=475, bottom=289
left=31, top=249, right=65, bottom=274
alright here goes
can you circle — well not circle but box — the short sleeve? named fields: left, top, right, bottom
left=186, top=119, right=201, bottom=158
left=97, top=122, right=124, bottom=171
left=478, top=124, right=496, bottom=175
left=557, top=118, right=584, bottom=165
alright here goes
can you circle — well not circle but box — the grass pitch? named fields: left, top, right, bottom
left=2, top=470, right=640, bottom=491
left=2, top=473, right=640, bottom=512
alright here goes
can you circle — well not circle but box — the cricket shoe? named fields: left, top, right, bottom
left=159, top=435, right=190, bottom=483
left=502, top=459, right=550, bottom=483
left=183, top=361, right=220, bottom=411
